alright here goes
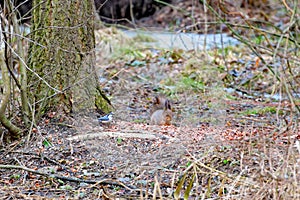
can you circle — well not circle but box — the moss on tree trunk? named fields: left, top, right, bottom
left=28, top=0, right=110, bottom=119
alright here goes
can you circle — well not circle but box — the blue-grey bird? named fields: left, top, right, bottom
left=98, top=112, right=113, bottom=124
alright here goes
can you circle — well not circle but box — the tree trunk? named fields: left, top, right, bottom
left=27, top=0, right=110, bottom=119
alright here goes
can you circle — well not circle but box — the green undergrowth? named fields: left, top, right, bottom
left=132, top=33, right=157, bottom=43
left=242, top=106, right=283, bottom=116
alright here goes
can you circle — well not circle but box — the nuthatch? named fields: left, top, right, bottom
left=98, top=112, right=114, bottom=124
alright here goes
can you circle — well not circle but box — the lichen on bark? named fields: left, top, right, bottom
left=27, top=0, right=111, bottom=119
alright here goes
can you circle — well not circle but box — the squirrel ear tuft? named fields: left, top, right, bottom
left=165, top=100, right=171, bottom=110
left=154, top=96, right=160, bottom=104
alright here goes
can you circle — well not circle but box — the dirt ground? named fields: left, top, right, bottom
left=1, top=0, right=300, bottom=199
left=1, top=34, right=298, bottom=198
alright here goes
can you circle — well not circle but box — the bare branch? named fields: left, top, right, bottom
left=0, top=164, right=134, bottom=189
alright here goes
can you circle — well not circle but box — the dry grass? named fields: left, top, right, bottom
left=172, top=130, right=300, bottom=199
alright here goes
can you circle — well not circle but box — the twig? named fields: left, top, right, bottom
left=0, top=164, right=129, bottom=188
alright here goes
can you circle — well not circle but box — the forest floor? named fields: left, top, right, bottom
left=1, top=0, right=300, bottom=199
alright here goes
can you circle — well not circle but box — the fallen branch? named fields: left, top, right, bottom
left=8, top=150, right=70, bottom=171
left=67, top=131, right=158, bottom=141
left=0, top=164, right=131, bottom=188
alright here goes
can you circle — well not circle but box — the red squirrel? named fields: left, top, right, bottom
left=150, top=96, right=173, bottom=125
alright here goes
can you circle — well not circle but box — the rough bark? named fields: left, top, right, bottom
left=27, top=0, right=110, bottom=119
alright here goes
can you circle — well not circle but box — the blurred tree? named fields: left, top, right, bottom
left=27, top=0, right=111, bottom=120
